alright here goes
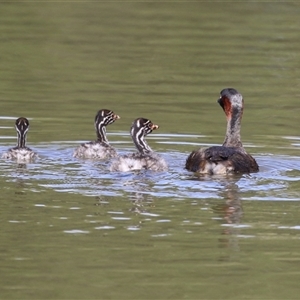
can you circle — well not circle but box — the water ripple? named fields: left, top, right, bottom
left=0, top=134, right=300, bottom=203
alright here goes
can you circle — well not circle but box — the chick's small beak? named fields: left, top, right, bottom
left=151, top=124, right=159, bottom=130
left=114, top=114, right=120, bottom=120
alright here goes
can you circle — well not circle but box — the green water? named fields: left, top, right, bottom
left=1, top=2, right=300, bottom=299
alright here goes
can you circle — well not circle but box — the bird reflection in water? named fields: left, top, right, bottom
left=215, top=183, right=243, bottom=225
left=129, top=192, right=155, bottom=215
left=212, top=182, right=243, bottom=260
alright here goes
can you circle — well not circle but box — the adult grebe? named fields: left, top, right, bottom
left=110, top=118, right=168, bottom=172
left=2, top=117, right=38, bottom=162
left=185, top=88, right=259, bottom=174
left=73, top=109, right=120, bottom=159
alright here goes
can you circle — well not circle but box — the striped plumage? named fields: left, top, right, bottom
left=2, top=117, right=38, bottom=162
left=110, top=118, right=168, bottom=172
left=73, top=109, right=120, bottom=159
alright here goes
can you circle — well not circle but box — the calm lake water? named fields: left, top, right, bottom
left=1, top=2, right=300, bottom=299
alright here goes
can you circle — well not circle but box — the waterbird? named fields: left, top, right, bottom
left=110, top=117, right=168, bottom=172
left=73, top=109, right=120, bottom=159
left=2, top=117, right=38, bottom=162
left=185, top=88, right=259, bottom=174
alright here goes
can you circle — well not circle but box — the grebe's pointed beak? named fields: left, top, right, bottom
left=151, top=124, right=159, bottom=130
left=217, top=96, right=225, bottom=110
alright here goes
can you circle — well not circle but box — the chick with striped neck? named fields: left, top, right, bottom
left=110, top=117, right=168, bottom=172
left=2, top=117, right=38, bottom=162
left=73, top=109, right=120, bottom=159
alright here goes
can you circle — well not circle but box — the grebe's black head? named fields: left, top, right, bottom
left=132, top=118, right=158, bottom=136
left=95, top=109, right=120, bottom=127
left=217, top=88, right=243, bottom=117
left=94, top=109, right=120, bottom=143
left=15, top=117, right=29, bottom=134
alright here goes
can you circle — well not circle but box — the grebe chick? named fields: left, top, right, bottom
left=2, top=117, right=38, bottom=162
left=73, top=109, right=120, bottom=159
left=110, top=118, right=168, bottom=172
left=185, top=88, right=259, bottom=175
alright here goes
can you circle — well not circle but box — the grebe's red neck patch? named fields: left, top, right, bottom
left=218, top=96, right=232, bottom=118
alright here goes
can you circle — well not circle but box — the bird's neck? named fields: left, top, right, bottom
left=222, top=106, right=243, bottom=148
left=17, top=130, right=27, bottom=148
left=132, top=130, right=152, bottom=154
left=96, top=123, right=108, bottom=144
